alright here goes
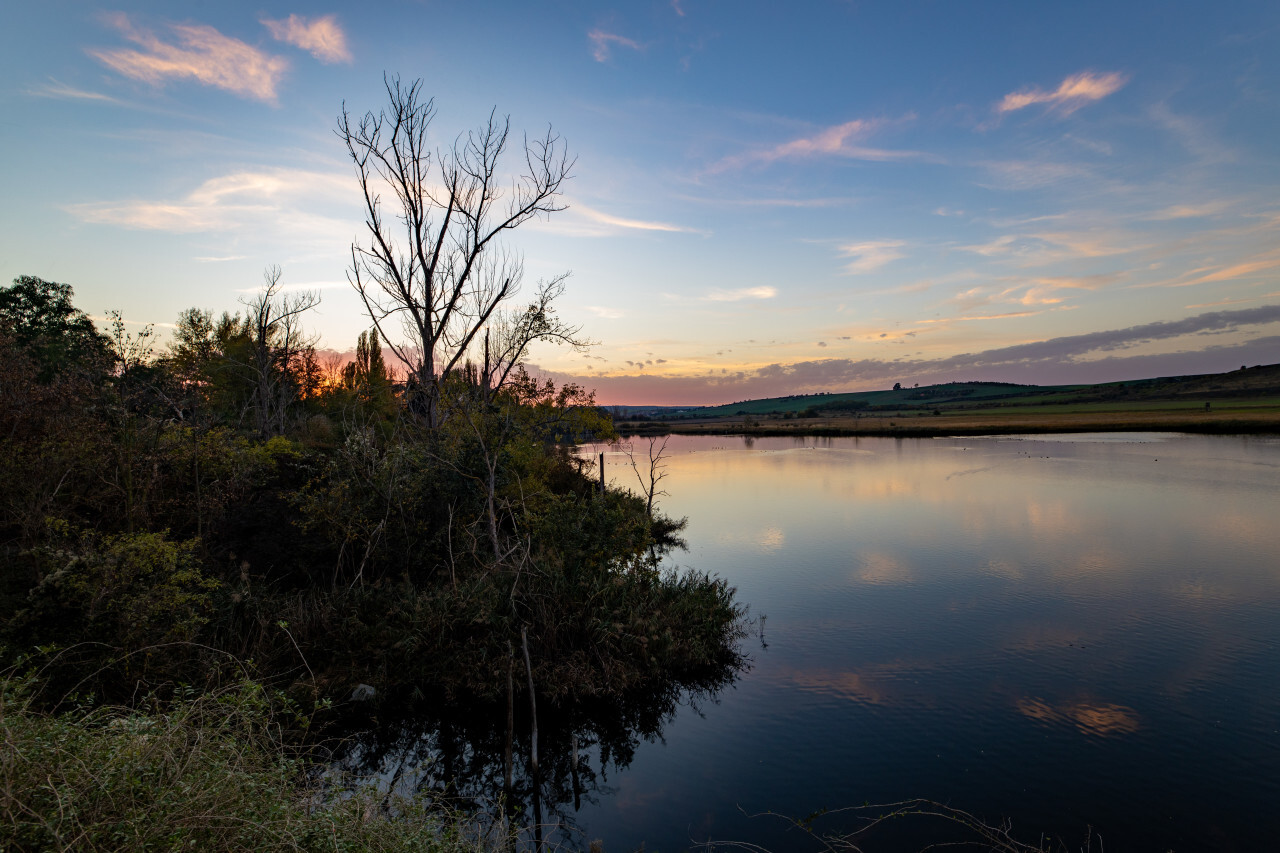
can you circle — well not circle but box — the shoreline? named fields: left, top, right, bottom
left=618, top=409, right=1280, bottom=439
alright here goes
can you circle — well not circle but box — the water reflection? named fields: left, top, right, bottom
left=576, top=433, right=1280, bottom=852
left=1016, top=697, right=1141, bottom=737
left=325, top=663, right=744, bottom=849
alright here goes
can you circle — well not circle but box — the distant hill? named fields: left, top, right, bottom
left=618, top=363, right=1280, bottom=420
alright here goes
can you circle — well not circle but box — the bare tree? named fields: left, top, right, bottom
left=338, top=75, right=581, bottom=427
left=241, top=266, right=320, bottom=437
left=625, top=435, right=672, bottom=517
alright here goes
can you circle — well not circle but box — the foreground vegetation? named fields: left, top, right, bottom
left=0, top=273, right=747, bottom=847
left=0, top=666, right=497, bottom=853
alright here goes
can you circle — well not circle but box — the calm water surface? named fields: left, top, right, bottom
left=341, top=433, right=1280, bottom=852
left=571, top=432, right=1280, bottom=852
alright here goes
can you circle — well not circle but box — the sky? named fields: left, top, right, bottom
left=2, top=1, right=1279, bottom=405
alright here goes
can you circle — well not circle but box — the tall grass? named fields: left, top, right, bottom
left=0, top=670, right=494, bottom=853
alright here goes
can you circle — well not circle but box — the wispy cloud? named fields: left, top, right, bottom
left=69, top=167, right=353, bottom=236
left=977, top=159, right=1090, bottom=190
left=1186, top=292, right=1280, bottom=309
left=703, top=286, right=777, bottom=302
left=1152, top=248, right=1280, bottom=289
left=963, top=230, right=1143, bottom=266
left=678, top=194, right=855, bottom=209
left=26, top=79, right=120, bottom=103
left=1149, top=103, right=1235, bottom=163
left=534, top=305, right=1280, bottom=404
left=261, top=14, right=352, bottom=64
left=585, top=305, right=624, bottom=319
left=997, top=71, right=1128, bottom=116
left=193, top=254, right=247, bottom=263
left=838, top=240, right=905, bottom=274
left=90, top=13, right=289, bottom=103
left=1147, top=201, right=1230, bottom=220
left=554, top=202, right=706, bottom=236
left=709, top=117, right=925, bottom=172
left=588, top=29, right=641, bottom=62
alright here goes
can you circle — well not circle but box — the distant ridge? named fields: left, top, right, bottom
left=610, top=363, right=1280, bottom=419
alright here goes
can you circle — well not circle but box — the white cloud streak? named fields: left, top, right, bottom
left=838, top=240, right=905, bottom=274
left=588, top=29, right=641, bottom=62
left=555, top=203, right=707, bottom=236
left=710, top=117, right=925, bottom=172
left=703, top=286, right=777, bottom=302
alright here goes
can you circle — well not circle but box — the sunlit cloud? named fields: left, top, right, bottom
left=963, top=230, right=1142, bottom=266
left=1147, top=201, right=1230, bottom=220
left=26, top=79, right=120, bottom=103
left=1148, top=249, right=1280, bottom=289
left=678, top=194, right=856, bottom=209
left=838, top=240, right=905, bottom=274
left=566, top=202, right=706, bottom=236
left=68, top=167, right=354, bottom=240
left=997, top=71, right=1128, bottom=115
left=531, top=304, right=1280, bottom=404
left=585, top=306, right=624, bottom=319
left=261, top=14, right=352, bottom=64
left=709, top=117, right=926, bottom=172
left=1186, top=291, right=1280, bottom=309
left=588, top=29, right=641, bottom=62
left=90, top=13, right=289, bottom=103
left=703, top=286, right=777, bottom=302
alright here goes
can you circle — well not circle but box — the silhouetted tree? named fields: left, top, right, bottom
left=338, top=75, right=582, bottom=427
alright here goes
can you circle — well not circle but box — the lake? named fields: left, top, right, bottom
left=338, top=432, right=1280, bottom=852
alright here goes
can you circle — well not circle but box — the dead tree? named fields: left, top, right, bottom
left=338, top=75, right=578, bottom=427
left=241, top=266, right=319, bottom=437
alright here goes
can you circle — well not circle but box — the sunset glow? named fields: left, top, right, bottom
left=3, top=2, right=1278, bottom=404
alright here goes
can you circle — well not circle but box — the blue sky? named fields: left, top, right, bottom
left=3, top=1, right=1279, bottom=404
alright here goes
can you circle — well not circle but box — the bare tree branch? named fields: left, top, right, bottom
left=337, top=75, right=580, bottom=427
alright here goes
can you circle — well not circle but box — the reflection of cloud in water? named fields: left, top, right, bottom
left=1017, top=697, right=1140, bottom=737
left=856, top=552, right=914, bottom=585
left=1172, top=579, right=1232, bottom=603
left=1025, top=499, right=1078, bottom=538
left=758, top=526, right=785, bottom=549
left=787, top=669, right=889, bottom=705
left=982, top=558, right=1023, bottom=580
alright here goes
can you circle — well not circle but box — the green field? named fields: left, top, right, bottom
left=647, top=364, right=1280, bottom=420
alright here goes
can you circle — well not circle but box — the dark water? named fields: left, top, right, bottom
left=337, top=433, right=1280, bottom=852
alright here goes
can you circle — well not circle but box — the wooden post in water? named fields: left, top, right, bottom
left=504, top=642, right=514, bottom=795
left=598, top=452, right=605, bottom=496
left=521, top=626, right=542, bottom=847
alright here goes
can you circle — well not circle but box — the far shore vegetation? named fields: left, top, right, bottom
left=611, top=366, right=1280, bottom=438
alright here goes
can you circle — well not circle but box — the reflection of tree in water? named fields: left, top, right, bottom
left=325, top=661, right=744, bottom=850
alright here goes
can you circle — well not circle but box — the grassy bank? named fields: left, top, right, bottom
left=622, top=402, right=1280, bottom=438
left=0, top=668, right=496, bottom=853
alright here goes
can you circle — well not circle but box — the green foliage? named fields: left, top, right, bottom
left=2, top=276, right=746, bottom=714
left=0, top=275, right=112, bottom=380
left=15, top=525, right=218, bottom=650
